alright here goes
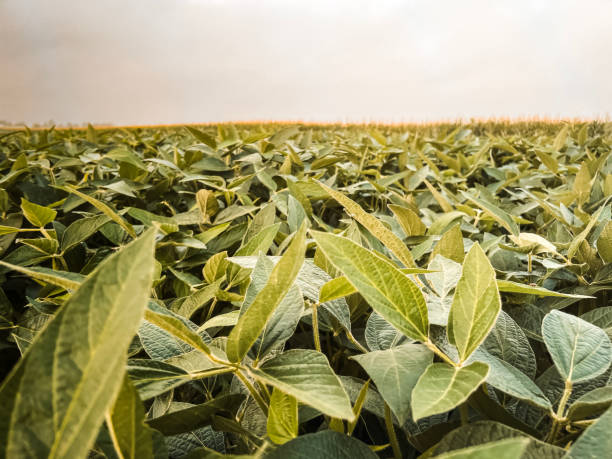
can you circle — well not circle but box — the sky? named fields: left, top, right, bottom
left=1, top=0, right=611, bottom=125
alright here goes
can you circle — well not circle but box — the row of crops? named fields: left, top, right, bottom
left=0, top=122, right=610, bottom=458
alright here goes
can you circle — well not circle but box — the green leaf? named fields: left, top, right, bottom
left=534, top=149, right=559, bottom=174
left=199, top=310, right=240, bottom=330
left=497, top=280, right=594, bottom=299
left=483, top=310, right=536, bottom=379
left=318, top=181, right=415, bottom=267
left=596, top=220, right=612, bottom=263
left=264, top=430, right=377, bottom=459
left=127, top=359, right=190, bottom=400
left=0, top=261, right=84, bottom=291
left=267, top=388, right=298, bottom=444
left=389, top=204, right=426, bottom=236
left=139, top=306, right=209, bottom=360
left=319, top=276, right=356, bottom=303
left=144, top=307, right=213, bottom=357
left=471, top=349, right=551, bottom=410
left=320, top=268, right=432, bottom=304
left=461, top=192, right=519, bottom=236
left=552, top=124, right=569, bottom=151
left=0, top=228, right=156, bottom=458
left=61, top=213, right=111, bottom=251
left=146, top=394, right=244, bottom=435
left=428, top=211, right=465, bottom=235
left=174, top=280, right=222, bottom=319
left=567, top=203, right=607, bottom=261
left=58, top=184, right=137, bottom=239
left=426, top=255, right=462, bottom=299
left=202, top=251, right=229, bottom=284
left=312, top=231, right=429, bottom=341
left=241, top=254, right=304, bottom=359
left=235, top=222, right=280, bottom=256
left=542, top=310, right=611, bottom=383
left=351, top=343, right=433, bottom=424
left=430, top=421, right=564, bottom=459
left=411, top=362, right=489, bottom=421
left=364, top=312, right=407, bottom=351
left=106, top=375, right=156, bottom=459
left=567, top=387, right=612, bottom=421
left=20, top=198, right=57, bottom=227
left=565, top=406, right=612, bottom=459
left=448, top=243, right=501, bottom=362
left=433, top=438, right=530, bottom=459
left=0, top=225, right=23, bottom=235
left=248, top=349, right=354, bottom=420
left=431, top=224, right=464, bottom=264
left=226, top=224, right=306, bottom=362
left=185, top=126, right=217, bottom=149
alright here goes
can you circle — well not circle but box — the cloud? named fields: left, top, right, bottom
left=1, top=0, right=610, bottom=124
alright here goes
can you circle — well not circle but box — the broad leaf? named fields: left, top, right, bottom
left=471, top=349, right=551, bottom=410
left=434, top=438, right=529, bottom=459
left=319, top=276, right=356, bottom=303
left=483, top=310, right=537, bottom=379
left=240, top=254, right=304, bottom=360
left=0, top=228, right=156, bottom=458
left=565, top=406, right=612, bottom=459
left=411, top=362, right=489, bottom=421
left=227, top=224, right=306, bottom=362
left=364, top=312, right=407, bottom=351
left=431, top=224, right=464, bottom=263
left=267, top=388, right=298, bottom=444
left=59, top=184, right=137, bottom=239
left=0, top=262, right=83, bottom=291
left=389, top=204, right=426, bottom=236
left=352, top=343, right=433, bottom=424
left=107, top=375, right=158, bottom=459
left=264, top=430, right=377, bottom=459
left=426, top=255, right=462, bottom=298
left=127, top=359, right=190, bottom=400
left=147, top=394, right=244, bottom=435
left=430, top=420, right=564, bottom=459
left=448, top=243, right=501, bottom=362
left=143, top=306, right=217, bottom=360
left=248, top=349, right=354, bottom=420
left=20, top=198, right=57, bottom=227
left=312, top=231, right=429, bottom=341
left=235, top=223, right=280, bottom=256
left=542, top=310, right=611, bottom=383
left=462, top=191, right=520, bottom=236
left=61, top=214, right=110, bottom=252
left=567, top=387, right=612, bottom=421
left=318, top=181, right=416, bottom=267
left=497, top=280, right=593, bottom=299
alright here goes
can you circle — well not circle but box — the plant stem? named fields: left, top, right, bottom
left=528, top=252, right=532, bottom=273
left=547, top=380, right=572, bottom=443
left=205, top=298, right=218, bottom=322
left=312, top=302, right=321, bottom=352
left=190, top=367, right=235, bottom=380
left=236, top=370, right=268, bottom=416
left=384, top=403, right=402, bottom=459
left=346, top=330, right=368, bottom=353
left=40, top=227, right=52, bottom=240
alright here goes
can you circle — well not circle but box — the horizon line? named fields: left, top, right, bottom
left=1, top=115, right=611, bottom=131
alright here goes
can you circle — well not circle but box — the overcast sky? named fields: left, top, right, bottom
left=1, top=0, right=611, bottom=125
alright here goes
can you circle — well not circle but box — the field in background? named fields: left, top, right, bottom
left=0, top=122, right=610, bottom=458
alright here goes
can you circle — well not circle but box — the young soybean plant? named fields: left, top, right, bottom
left=314, top=229, right=611, bottom=455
